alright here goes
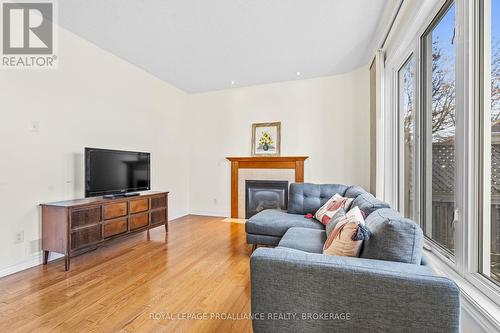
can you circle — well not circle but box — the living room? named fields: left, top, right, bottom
left=0, top=0, right=499, bottom=332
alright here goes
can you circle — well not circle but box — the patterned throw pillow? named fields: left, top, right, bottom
left=325, top=208, right=346, bottom=238
left=314, top=194, right=354, bottom=226
left=323, top=206, right=370, bottom=257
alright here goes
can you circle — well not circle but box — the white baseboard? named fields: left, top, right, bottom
left=0, top=251, right=64, bottom=278
left=188, top=210, right=230, bottom=218
left=169, top=211, right=190, bottom=220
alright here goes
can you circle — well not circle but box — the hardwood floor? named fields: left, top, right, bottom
left=0, top=215, right=253, bottom=333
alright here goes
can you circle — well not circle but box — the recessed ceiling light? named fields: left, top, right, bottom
left=296, top=72, right=301, bottom=76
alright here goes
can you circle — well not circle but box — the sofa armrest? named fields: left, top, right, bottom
left=250, top=247, right=460, bottom=333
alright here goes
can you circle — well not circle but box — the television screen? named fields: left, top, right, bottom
left=85, top=148, right=150, bottom=197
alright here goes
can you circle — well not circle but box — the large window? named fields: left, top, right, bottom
left=480, top=0, right=500, bottom=286
left=390, top=0, right=500, bottom=319
left=398, top=55, right=416, bottom=219
left=422, top=1, right=456, bottom=255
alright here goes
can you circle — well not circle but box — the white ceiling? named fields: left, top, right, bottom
left=58, top=0, right=392, bottom=93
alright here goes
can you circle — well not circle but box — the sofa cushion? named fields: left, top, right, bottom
left=246, top=209, right=324, bottom=237
left=278, top=227, right=326, bottom=253
left=287, top=183, right=349, bottom=215
left=344, top=185, right=369, bottom=199
left=351, top=193, right=390, bottom=216
left=360, top=208, right=423, bottom=264
left=246, top=233, right=281, bottom=246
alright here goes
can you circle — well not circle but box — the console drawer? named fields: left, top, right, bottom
left=71, top=224, right=102, bottom=250
left=151, top=195, right=167, bottom=209
left=71, top=206, right=101, bottom=228
left=103, top=218, right=128, bottom=238
left=130, top=198, right=149, bottom=214
left=151, top=208, right=167, bottom=225
left=129, top=213, right=149, bottom=230
left=103, top=202, right=127, bottom=220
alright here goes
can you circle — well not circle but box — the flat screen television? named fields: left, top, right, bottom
left=85, top=148, right=151, bottom=197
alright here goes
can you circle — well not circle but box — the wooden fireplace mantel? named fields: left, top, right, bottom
left=226, top=156, right=308, bottom=218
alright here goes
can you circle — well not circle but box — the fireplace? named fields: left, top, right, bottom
left=226, top=156, right=307, bottom=218
left=245, top=180, right=288, bottom=219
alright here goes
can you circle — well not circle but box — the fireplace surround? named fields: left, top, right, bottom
left=226, top=156, right=308, bottom=218
left=245, top=180, right=288, bottom=218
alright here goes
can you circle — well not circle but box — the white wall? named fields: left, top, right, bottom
left=0, top=27, right=190, bottom=275
left=187, top=67, right=370, bottom=216
left=0, top=26, right=370, bottom=274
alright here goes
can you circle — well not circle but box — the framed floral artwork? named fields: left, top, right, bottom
left=251, top=122, right=281, bottom=156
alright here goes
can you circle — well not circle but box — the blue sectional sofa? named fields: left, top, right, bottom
left=247, top=183, right=460, bottom=333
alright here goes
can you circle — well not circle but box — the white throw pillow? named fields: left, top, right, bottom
left=323, top=206, right=366, bottom=257
left=314, top=194, right=353, bottom=226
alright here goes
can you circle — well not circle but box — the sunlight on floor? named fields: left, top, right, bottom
left=222, top=218, right=247, bottom=224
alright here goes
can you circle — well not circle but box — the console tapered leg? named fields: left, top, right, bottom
left=43, top=251, right=49, bottom=265
left=65, top=256, right=70, bottom=271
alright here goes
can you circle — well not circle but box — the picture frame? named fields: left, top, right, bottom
left=251, top=122, right=281, bottom=156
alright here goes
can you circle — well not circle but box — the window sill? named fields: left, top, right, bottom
left=424, top=249, right=500, bottom=332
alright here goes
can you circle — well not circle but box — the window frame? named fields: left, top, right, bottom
left=396, top=52, right=417, bottom=217
left=416, top=0, right=500, bottom=305
left=477, top=0, right=491, bottom=283
left=419, top=0, right=459, bottom=263
left=471, top=0, right=500, bottom=301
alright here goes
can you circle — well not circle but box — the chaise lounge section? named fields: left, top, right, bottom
left=245, top=183, right=389, bottom=246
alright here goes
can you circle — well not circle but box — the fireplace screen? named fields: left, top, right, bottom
left=245, top=180, right=288, bottom=219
